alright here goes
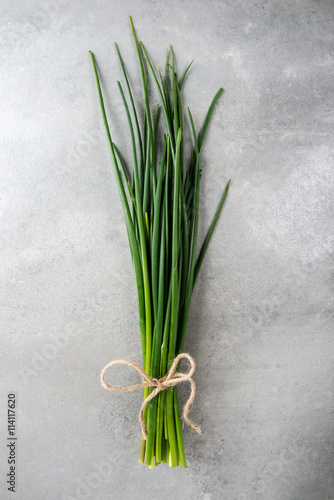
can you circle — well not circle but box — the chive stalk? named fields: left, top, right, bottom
left=90, top=17, right=230, bottom=467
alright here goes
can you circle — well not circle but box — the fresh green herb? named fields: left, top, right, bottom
left=90, top=16, right=230, bottom=468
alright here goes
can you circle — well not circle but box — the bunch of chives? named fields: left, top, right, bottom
left=90, top=16, right=230, bottom=468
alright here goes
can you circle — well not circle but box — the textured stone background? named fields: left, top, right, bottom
left=1, top=0, right=333, bottom=499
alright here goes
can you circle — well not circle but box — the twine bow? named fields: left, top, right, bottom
left=101, top=353, right=201, bottom=440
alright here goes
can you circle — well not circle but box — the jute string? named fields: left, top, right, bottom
left=101, top=353, right=201, bottom=440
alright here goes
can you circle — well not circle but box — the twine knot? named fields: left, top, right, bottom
left=101, top=353, right=201, bottom=440
left=152, top=378, right=165, bottom=392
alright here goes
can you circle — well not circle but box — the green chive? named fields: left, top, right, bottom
left=90, top=17, right=230, bottom=468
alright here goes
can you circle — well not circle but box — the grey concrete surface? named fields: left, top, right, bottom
left=1, top=0, right=333, bottom=499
